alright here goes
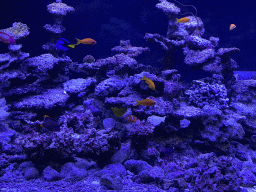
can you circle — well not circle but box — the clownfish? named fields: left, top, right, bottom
left=126, top=115, right=137, bottom=123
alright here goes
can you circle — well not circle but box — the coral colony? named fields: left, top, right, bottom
left=0, top=0, right=256, bottom=191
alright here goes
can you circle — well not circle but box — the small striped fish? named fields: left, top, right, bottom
left=126, top=115, right=137, bottom=123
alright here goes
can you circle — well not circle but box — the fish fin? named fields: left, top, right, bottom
left=75, top=38, right=81, bottom=45
left=67, top=44, right=76, bottom=48
left=141, top=74, right=146, bottom=80
left=135, top=100, right=140, bottom=106
left=40, top=124, right=44, bottom=128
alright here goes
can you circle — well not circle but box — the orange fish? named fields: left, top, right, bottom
left=141, top=74, right=155, bottom=91
left=176, top=17, right=190, bottom=23
left=229, top=24, right=236, bottom=30
left=68, top=38, right=97, bottom=48
left=135, top=99, right=156, bottom=106
left=126, top=115, right=137, bottom=123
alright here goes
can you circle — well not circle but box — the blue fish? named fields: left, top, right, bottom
left=56, top=38, right=70, bottom=51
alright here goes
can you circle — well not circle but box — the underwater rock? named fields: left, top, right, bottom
left=180, top=119, right=191, bottom=129
left=161, top=69, right=180, bottom=81
left=222, top=117, right=245, bottom=140
left=130, top=120, right=155, bottom=139
left=95, top=77, right=127, bottom=97
left=83, top=98, right=105, bottom=115
left=3, top=84, right=44, bottom=98
left=74, top=157, right=97, bottom=170
left=103, top=118, right=116, bottom=129
left=111, top=40, right=149, bottom=57
left=147, top=115, right=166, bottom=126
left=156, top=0, right=180, bottom=16
left=95, top=164, right=127, bottom=178
left=13, top=88, right=69, bottom=109
left=83, top=55, right=95, bottom=63
left=105, top=96, right=136, bottom=107
left=42, top=166, right=61, bottom=181
left=124, top=159, right=152, bottom=175
left=217, top=47, right=240, bottom=59
left=173, top=103, right=203, bottom=119
left=22, top=54, right=59, bottom=74
left=60, top=162, right=88, bottom=181
left=201, top=105, right=223, bottom=142
left=185, top=36, right=213, bottom=50
left=111, top=143, right=131, bottom=164
left=139, top=166, right=164, bottom=183
left=202, top=57, right=222, bottom=74
left=0, top=98, right=9, bottom=121
left=44, top=24, right=65, bottom=34
left=209, top=37, right=219, bottom=47
left=63, top=77, right=96, bottom=94
left=47, top=2, right=75, bottom=16
left=184, top=49, right=215, bottom=67
left=164, top=81, right=181, bottom=99
left=185, top=79, right=229, bottom=109
left=145, top=33, right=185, bottom=50
left=100, top=174, right=123, bottom=190
left=230, top=102, right=255, bottom=116
left=24, top=167, right=39, bottom=180
left=8, top=44, right=22, bottom=52
left=0, top=54, right=11, bottom=64
left=0, top=22, right=30, bottom=40
left=0, top=70, right=26, bottom=83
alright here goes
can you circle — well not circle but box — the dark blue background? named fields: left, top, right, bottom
left=0, top=0, right=255, bottom=79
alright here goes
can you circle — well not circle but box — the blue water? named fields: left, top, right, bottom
left=1, top=0, right=255, bottom=72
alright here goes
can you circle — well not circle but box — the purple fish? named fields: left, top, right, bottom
left=0, top=32, right=16, bottom=45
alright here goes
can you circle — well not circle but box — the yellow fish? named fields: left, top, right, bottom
left=141, top=74, right=155, bottom=90
left=68, top=38, right=97, bottom=48
left=112, top=107, right=127, bottom=117
left=176, top=17, right=190, bottom=23
left=135, top=99, right=156, bottom=106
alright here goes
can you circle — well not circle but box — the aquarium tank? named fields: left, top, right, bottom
left=0, top=0, right=256, bottom=191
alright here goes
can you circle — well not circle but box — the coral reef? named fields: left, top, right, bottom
left=42, top=1, right=75, bottom=56
left=1, top=0, right=256, bottom=191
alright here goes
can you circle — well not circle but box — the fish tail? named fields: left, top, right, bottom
left=141, top=74, right=146, bottom=80
left=135, top=100, right=140, bottom=106
left=176, top=18, right=179, bottom=23
left=75, top=38, right=81, bottom=45
left=67, top=44, right=76, bottom=48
